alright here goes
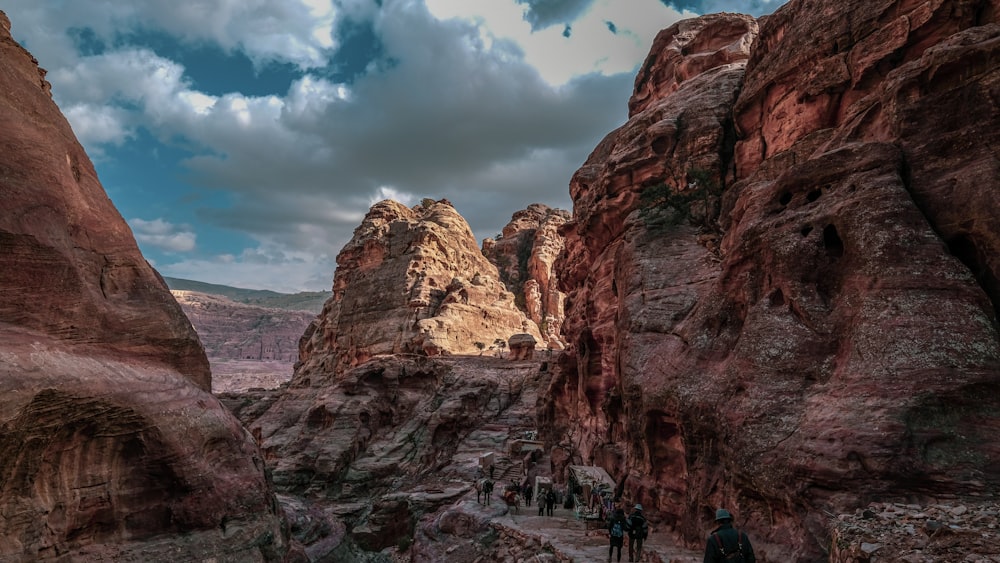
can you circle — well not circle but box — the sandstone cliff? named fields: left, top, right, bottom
left=299, top=199, right=542, bottom=372
left=482, top=203, right=570, bottom=350
left=547, top=4, right=1000, bottom=562
left=0, top=12, right=288, bottom=561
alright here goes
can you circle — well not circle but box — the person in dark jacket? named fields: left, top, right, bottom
left=545, top=489, right=556, bottom=516
left=523, top=482, right=533, bottom=506
left=704, top=508, right=755, bottom=563
left=607, top=507, right=630, bottom=562
left=627, top=504, right=648, bottom=562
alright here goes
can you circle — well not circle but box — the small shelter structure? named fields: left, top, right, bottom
left=567, top=465, right=616, bottom=523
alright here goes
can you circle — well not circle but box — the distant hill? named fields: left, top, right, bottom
left=164, top=277, right=330, bottom=313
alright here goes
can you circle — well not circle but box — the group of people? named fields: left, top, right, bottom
left=479, top=472, right=756, bottom=562
left=535, top=486, right=557, bottom=516
left=605, top=503, right=648, bottom=563
left=605, top=505, right=755, bottom=563
left=476, top=476, right=558, bottom=517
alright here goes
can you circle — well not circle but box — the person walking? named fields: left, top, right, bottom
left=607, top=507, right=630, bottom=562
left=704, top=508, right=755, bottom=563
left=545, top=488, right=556, bottom=516
left=523, top=482, right=533, bottom=507
left=627, top=503, right=648, bottom=562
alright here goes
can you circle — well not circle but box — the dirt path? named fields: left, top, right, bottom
left=488, top=502, right=703, bottom=562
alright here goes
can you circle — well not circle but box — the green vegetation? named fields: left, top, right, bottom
left=639, top=167, right=723, bottom=233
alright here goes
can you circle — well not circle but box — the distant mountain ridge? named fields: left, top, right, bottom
left=164, top=277, right=330, bottom=313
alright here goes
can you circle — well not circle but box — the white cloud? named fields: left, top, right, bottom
left=2, top=0, right=688, bottom=291
left=129, top=218, right=197, bottom=253
left=426, top=0, right=684, bottom=86
left=158, top=245, right=335, bottom=293
left=3, top=0, right=339, bottom=70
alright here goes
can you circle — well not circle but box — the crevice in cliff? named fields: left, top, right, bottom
left=945, top=233, right=1000, bottom=327
left=897, top=156, right=1000, bottom=329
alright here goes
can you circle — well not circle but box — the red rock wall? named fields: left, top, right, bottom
left=549, top=4, right=1000, bottom=561
left=0, top=12, right=288, bottom=560
left=0, top=12, right=210, bottom=391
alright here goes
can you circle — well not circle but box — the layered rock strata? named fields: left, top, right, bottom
left=172, top=290, right=314, bottom=362
left=0, top=12, right=288, bottom=560
left=548, top=5, right=1000, bottom=562
left=482, top=204, right=570, bottom=350
left=299, top=199, right=541, bottom=372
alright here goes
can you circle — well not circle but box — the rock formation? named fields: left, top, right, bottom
left=0, top=11, right=288, bottom=561
left=299, top=199, right=542, bottom=372
left=233, top=355, right=555, bottom=560
left=548, top=4, right=1000, bottom=562
left=482, top=204, right=571, bottom=350
left=172, top=290, right=315, bottom=362
left=507, top=333, right=538, bottom=360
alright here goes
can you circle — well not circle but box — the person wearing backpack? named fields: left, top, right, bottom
left=627, top=503, right=648, bottom=562
left=704, top=508, right=755, bottom=563
left=607, top=507, right=630, bottom=562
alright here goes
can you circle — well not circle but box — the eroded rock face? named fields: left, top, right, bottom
left=238, top=355, right=550, bottom=559
left=172, top=290, right=315, bottom=363
left=0, top=12, right=287, bottom=560
left=299, top=199, right=541, bottom=372
left=548, top=5, right=1000, bottom=562
left=482, top=204, right=570, bottom=350
left=549, top=9, right=755, bottom=490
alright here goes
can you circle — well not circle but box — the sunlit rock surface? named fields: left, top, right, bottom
left=298, top=199, right=542, bottom=373
left=482, top=204, right=571, bottom=350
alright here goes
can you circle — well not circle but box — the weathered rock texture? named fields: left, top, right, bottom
left=547, top=4, right=1000, bottom=562
left=482, top=204, right=570, bottom=350
left=299, top=199, right=542, bottom=372
left=172, top=290, right=314, bottom=362
left=0, top=12, right=288, bottom=561
left=231, top=355, right=554, bottom=560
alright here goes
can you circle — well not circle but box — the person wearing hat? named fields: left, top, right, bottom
left=704, top=508, right=755, bottom=562
left=627, top=503, right=648, bottom=562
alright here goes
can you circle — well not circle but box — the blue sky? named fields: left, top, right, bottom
left=4, top=0, right=786, bottom=293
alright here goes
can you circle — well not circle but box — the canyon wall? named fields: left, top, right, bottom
left=298, top=199, right=542, bottom=372
left=0, top=12, right=289, bottom=561
left=547, top=3, right=1000, bottom=562
left=173, top=290, right=315, bottom=362
left=482, top=203, right=570, bottom=350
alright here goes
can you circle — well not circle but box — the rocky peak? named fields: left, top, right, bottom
left=482, top=203, right=570, bottom=350
left=299, top=198, right=542, bottom=373
left=629, top=12, right=757, bottom=116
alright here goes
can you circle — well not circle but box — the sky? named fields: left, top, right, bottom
left=4, top=0, right=787, bottom=293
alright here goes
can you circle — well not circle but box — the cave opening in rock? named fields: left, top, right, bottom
left=823, top=224, right=844, bottom=258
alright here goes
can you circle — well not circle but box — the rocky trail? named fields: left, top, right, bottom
left=407, top=356, right=704, bottom=562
